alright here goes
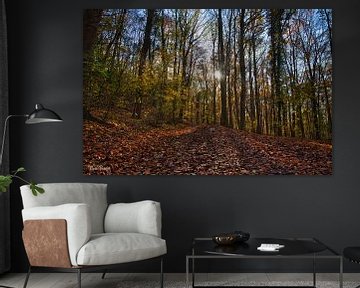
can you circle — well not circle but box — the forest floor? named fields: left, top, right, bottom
left=83, top=112, right=332, bottom=175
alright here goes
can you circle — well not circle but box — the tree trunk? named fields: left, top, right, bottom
left=239, top=9, right=246, bottom=130
left=320, top=66, right=332, bottom=138
left=212, top=31, right=217, bottom=124
left=83, top=9, right=103, bottom=120
left=218, top=9, right=228, bottom=126
left=132, top=9, right=155, bottom=119
left=172, top=10, right=179, bottom=124
left=290, top=41, right=305, bottom=138
left=248, top=45, right=255, bottom=132
left=304, top=49, right=320, bottom=139
left=233, top=11, right=240, bottom=129
left=226, top=10, right=234, bottom=128
left=269, top=9, right=284, bottom=136
left=83, top=9, right=103, bottom=55
left=104, top=9, right=127, bottom=64
left=324, top=9, right=332, bottom=55
left=252, top=31, right=261, bottom=134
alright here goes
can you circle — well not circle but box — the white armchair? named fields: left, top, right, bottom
left=20, top=183, right=166, bottom=288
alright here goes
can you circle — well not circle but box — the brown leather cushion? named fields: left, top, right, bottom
left=23, top=219, right=71, bottom=268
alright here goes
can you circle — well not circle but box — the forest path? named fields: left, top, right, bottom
left=83, top=123, right=332, bottom=175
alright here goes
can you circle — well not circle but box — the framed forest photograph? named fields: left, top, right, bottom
left=83, top=9, right=332, bottom=175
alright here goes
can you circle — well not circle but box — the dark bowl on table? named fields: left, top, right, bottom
left=212, top=234, right=238, bottom=245
left=212, top=231, right=250, bottom=245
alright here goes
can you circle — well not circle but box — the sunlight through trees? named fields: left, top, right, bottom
left=83, top=9, right=332, bottom=140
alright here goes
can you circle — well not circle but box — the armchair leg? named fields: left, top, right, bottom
left=160, top=257, right=164, bottom=288
left=77, top=268, right=81, bottom=288
left=101, top=270, right=107, bottom=279
left=23, top=266, right=31, bottom=288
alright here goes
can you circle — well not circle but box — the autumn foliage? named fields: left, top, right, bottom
left=83, top=110, right=331, bottom=175
left=83, top=9, right=332, bottom=175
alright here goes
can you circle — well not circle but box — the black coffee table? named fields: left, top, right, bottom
left=186, top=237, right=342, bottom=288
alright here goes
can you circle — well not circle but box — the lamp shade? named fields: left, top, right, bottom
left=25, top=104, right=63, bottom=124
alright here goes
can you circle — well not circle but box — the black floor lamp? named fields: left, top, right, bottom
left=0, top=103, right=62, bottom=288
left=0, top=103, right=63, bottom=167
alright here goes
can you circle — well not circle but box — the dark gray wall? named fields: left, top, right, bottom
left=5, top=0, right=360, bottom=273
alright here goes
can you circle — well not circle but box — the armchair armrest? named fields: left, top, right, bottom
left=22, top=203, right=91, bottom=266
left=104, top=200, right=162, bottom=237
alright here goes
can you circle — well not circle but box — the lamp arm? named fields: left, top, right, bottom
left=0, top=114, right=28, bottom=169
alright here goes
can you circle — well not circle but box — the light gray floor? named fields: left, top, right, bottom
left=0, top=273, right=360, bottom=288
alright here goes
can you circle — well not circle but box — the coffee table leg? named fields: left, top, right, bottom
left=313, top=255, right=316, bottom=287
left=186, top=257, right=189, bottom=288
left=185, top=257, right=195, bottom=288
left=192, top=257, right=195, bottom=288
left=339, top=256, right=343, bottom=288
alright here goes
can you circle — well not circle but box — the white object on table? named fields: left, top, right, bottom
left=257, top=243, right=285, bottom=251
